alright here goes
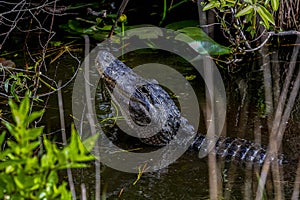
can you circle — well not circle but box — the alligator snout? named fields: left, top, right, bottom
left=96, top=51, right=113, bottom=74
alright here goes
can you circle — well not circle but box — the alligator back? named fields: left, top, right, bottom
left=96, top=51, right=286, bottom=164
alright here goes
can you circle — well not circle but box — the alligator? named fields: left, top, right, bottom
left=96, top=50, right=285, bottom=165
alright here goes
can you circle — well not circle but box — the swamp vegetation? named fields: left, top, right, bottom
left=0, top=0, right=300, bottom=199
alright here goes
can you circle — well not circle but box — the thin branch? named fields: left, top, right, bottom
left=108, top=0, right=129, bottom=38
left=83, top=35, right=101, bottom=200
left=58, top=80, right=77, bottom=200
left=292, top=157, right=300, bottom=200
left=255, top=35, right=300, bottom=200
left=245, top=31, right=300, bottom=52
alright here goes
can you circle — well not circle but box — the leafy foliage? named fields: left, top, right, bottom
left=3, top=72, right=33, bottom=102
left=0, top=93, right=96, bottom=199
left=203, top=0, right=278, bottom=31
left=165, top=20, right=200, bottom=30
left=202, top=0, right=280, bottom=50
left=59, top=12, right=124, bottom=41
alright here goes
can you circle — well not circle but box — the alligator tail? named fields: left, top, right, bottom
left=191, top=135, right=286, bottom=165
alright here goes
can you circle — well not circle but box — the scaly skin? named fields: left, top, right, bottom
left=96, top=51, right=286, bottom=165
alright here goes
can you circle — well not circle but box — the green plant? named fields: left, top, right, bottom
left=175, top=27, right=232, bottom=56
left=0, top=93, right=97, bottom=199
left=202, top=0, right=280, bottom=50
left=4, top=72, right=33, bottom=101
left=159, top=0, right=191, bottom=26
left=119, top=14, right=127, bottom=37
left=59, top=13, right=119, bottom=41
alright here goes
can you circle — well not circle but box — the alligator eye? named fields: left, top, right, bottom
left=129, top=99, right=151, bottom=126
left=139, top=85, right=149, bottom=94
left=128, top=85, right=152, bottom=126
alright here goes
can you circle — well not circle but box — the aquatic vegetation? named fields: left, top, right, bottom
left=175, top=27, right=231, bottom=56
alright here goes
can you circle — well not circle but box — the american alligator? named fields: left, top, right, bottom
left=96, top=51, right=285, bottom=165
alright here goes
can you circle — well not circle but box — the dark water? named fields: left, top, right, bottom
left=58, top=49, right=299, bottom=199
left=4, top=48, right=298, bottom=199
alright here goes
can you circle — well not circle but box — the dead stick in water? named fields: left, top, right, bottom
left=58, top=80, right=76, bottom=200
left=256, top=35, right=300, bottom=200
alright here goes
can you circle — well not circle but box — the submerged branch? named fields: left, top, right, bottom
left=58, top=80, right=76, bottom=200
left=256, top=35, right=300, bottom=200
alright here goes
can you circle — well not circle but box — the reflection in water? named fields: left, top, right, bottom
left=52, top=50, right=299, bottom=199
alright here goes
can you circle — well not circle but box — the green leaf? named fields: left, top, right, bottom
left=58, top=163, right=89, bottom=169
left=0, top=132, right=6, bottom=147
left=24, top=156, right=39, bottom=172
left=257, top=5, right=275, bottom=29
left=185, top=75, right=197, bottom=81
left=0, top=173, right=15, bottom=193
left=26, top=110, right=44, bottom=124
left=82, top=133, right=99, bottom=152
left=97, top=25, right=113, bottom=31
left=0, top=149, right=11, bottom=160
left=56, top=182, right=72, bottom=199
left=48, top=170, right=59, bottom=185
left=175, top=27, right=231, bottom=55
left=41, top=154, right=56, bottom=169
left=67, top=20, right=84, bottom=33
left=176, top=27, right=214, bottom=42
left=25, top=127, right=43, bottom=140
left=221, top=0, right=236, bottom=7
left=3, top=122, right=15, bottom=137
left=271, top=0, right=279, bottom=11
left=236, top=5, right=254, bottom=17
left=165, top=20, right=199, bottom=30
left=226, top=0, right=239, bottom=3
left=82, top=25, right=98, bottom=34
left=19, top=94, right=29, bottom=118
left=4, top=79, right=9, bottom=93
left=203, top=1, right=220, bottom=11
left=14, top=172, right=37, bottom=189
left=264, top=0, right=270, bottom=5
left=23, top=141, right=40, bottom=153
left=43, top=137, right=54, bottom=155
left=0, top=160, right=23, bottom=170
left=69, top=127, right=79, bottom=153
left=6, top=140, right=19, bottom=153
left=8, top=100, right=21, bottom=125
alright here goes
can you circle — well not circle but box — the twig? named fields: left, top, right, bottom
left=198, top=3, right=222, bottom=199
left=0, top=49, right=81, bottom=99
left=199, top=23, right=221, bottom=28
left=108, top=0, right=129, bottom=38
left=83, top=35, right=101, bottom=200
left=58, top=80, right=67, bottom=145
left=230, top=7, right=252, bottom=50
left=0, top=1, right=63, bottom=48
left=292, top=157, right=300, bottom=200
left=57, top=80, right=76, bottom=200
left=255, top=35, right=300, bottom=200
left=198, top=0, right=208, bottom=34
left=245, top=30, right=300, bottom=52
left=260, top=37, right=284, bottom=199
left=81, top=183, right=87, bottom=200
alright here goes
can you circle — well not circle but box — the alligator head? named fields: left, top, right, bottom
left=96, top=51, right=182, bottom=146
